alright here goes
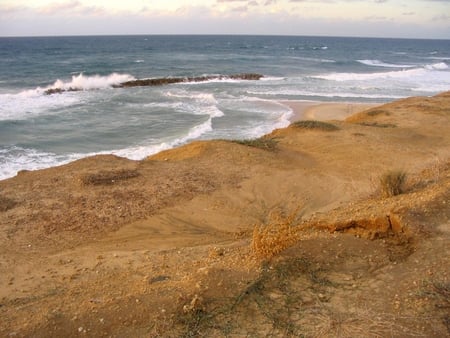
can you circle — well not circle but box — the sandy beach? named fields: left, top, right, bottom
left=1, top=92, right=449, bottom=337
left=284, top=100, right=380, bottom=122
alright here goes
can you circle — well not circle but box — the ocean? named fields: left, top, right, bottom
left=0, top=35, right=449, bottom=180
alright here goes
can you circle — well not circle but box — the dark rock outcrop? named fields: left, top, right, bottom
left=44, top=73, right=264, bottom=95
left=114, top=73, right=263, bottom=88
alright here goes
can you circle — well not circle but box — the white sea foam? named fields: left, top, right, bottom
left=425, top=62, right=448, bottom=70
left=260, top=76, right=286, bottom=82
left=111, top=118, right=214, bottom=160
left=49, top=72, right=135, bottom=91
left=166, top=91, right=224, bottom=118
left=0, top=146, right=79, bottom=180
left=0, top=90, right=81, bottom=121
left=427, top=56, right=450, bottom=61
left=246, top=89, right=404, bottom=100
left=313, top=62, right=449, bottom=82
left=357, top=59, right=415, bottom=68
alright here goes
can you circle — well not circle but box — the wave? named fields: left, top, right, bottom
left=111, top=118, right=214, bottom=161
left=0, top=73, right=134, bottom=121
left=0, top=146, right=79, bottom=180
left=165, top=90, right=224, bottom=118
left=427, top=56, right=450, bottom=61
left=247, top=89, right=404, bottom=100
left=48, top=72, right=135, bottom=92
left=357, top=59, right=415, bottom=68
left=313, top=62, right=449, bottom=82
left=0, top=90, right=80, bottom=121
left=425, top=62, right=448, bottom=70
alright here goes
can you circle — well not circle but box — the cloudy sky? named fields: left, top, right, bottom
left=1, top=0, right=449, bottom=38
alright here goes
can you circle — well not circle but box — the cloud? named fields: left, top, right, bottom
left=432, top=14, right=450, bottom=21
left=1, top=0, right=448, bottom=38
left=38, top=1, right=106, bottom=16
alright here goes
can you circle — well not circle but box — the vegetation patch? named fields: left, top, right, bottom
left=80, top=169, right=140, bottom=186
left=291, top=120, right=339, bottom=131
left=358, top=122, right=397, bottom=128
left=379, top=170, right=407, bottom=198
left=418, top=280, right=450, bottom=332
left=366, top=109, right=391, bottom=117
left=0, top=195, right=17, bottom=212
left=232, top=137, right=278, bottom=151
left=175, top=255, right=335, bottom=337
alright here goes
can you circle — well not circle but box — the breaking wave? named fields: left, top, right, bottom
left=47, top=72, right=135, bottom=91
left=357, top=59, right=414, bottom=68
left=314, top=62, right=449, bottom=82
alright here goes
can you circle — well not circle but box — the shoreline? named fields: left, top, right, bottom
left=0, top=100, right=381, bottom=182
left=282, top=100, right=380, bottom=122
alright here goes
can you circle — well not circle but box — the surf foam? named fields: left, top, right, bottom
left=49, top=73, right=135, bottom=91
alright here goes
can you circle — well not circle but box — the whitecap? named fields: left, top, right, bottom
left=313, top=62, right=449, bottom=82
left=48, top=72, right=135, bottom=91
left=357, top=59, right=415, bottom=68
left=425, top=62, right=448, bottom=70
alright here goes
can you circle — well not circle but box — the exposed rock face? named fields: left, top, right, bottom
left=43, top=73, right=263, bottom=95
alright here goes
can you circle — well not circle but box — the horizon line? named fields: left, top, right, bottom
left=0, top=33, right=449, bottom=41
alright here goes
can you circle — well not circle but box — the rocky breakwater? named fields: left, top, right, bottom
left=44, top=73, right=263, bottom=95
left=115, top=73, right=263, bottom=88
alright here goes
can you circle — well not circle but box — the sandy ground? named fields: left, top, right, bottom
left=284, top=100, right=380, bottom=122
left=0, top=92, right=449, bottom=337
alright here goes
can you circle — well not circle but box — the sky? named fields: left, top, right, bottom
left=0, top=0, right=449, bottom=39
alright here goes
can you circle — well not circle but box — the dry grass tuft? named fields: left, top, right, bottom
left=80, top=169, right=140, bottom=186
left=380, top=170, right=407, bottom=198
left=291, top=120, right=339, bottom=131
left=252, top=209, right=301, bottom=259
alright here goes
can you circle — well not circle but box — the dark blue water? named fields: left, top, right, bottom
left=1, top=35, right=449, bottom=179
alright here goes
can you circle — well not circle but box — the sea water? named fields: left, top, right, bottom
left=0, top=35, right=449, bottom=180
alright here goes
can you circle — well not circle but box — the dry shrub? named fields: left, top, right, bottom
left=291, top=120, right=339, bottom=131
left=80, top=169, right=139, bottom=186
left=232, top=137, right=278, bottom=151
left=252, top=209, right=301, bottom=259
left=366, top=109, right=391, bottom=117
left=358, top=122, right=397, bottom=128
left=380, top=170, right=407, bottom=198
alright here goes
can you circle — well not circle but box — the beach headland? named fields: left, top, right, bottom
left=0, top=92, right=449, bottom=337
